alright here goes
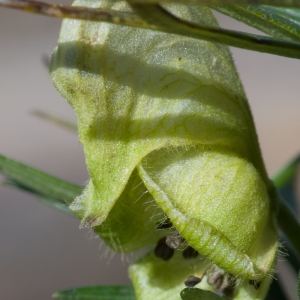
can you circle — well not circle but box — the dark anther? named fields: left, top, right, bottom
left=249, top=280, right=261, bottom=290
left=154, top=237, right=174, bottom=261
left=207, top=267, right=236, bottom=299
left=156, top=218, right=172, bottom=230
left=166, top=230, right=186, bottom=249
left=183, top=246, right=199, bottom=259
left=222, top=285, right=235, bottom=299
left=184, top=275, right=201, bottom=287
left=207, top=270, right=224, bottom=289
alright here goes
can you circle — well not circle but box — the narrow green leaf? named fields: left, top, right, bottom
left=272, top=154, right=300, bottom=212
left=3, top=179, right=73, bottom=215
left=272, top=154, right=300, bottom=189
left=52, top=285, right=136, bottom=300
left=128, top=0, right=300, bottom=5
left=211, top=5, right=300, bottom=43
left=0, top=0, right=149, bottom=27
left=265, top=278, right=288, bottom=300
left=129, top=3, right=300, bottom=59
left=265, top=6, right=300, bottom=25
left=284, top=242, right=300, bottom=274
left=32, top=110, right=77, bottom=132
left=271, top=156, right=300, bottom=274
left=0, top=154, right=82, bottom=205
left=180, top=288, right=227, bottom=300
left=298, top=271, right=300, bottom=300
left=1, top=0, right=300, bottom=59
left=277, top=198, right=300, bottom=261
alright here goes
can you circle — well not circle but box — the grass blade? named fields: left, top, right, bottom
left=211, top=5, right=300, bottom=42
left=129, top=3, right=300, bottom=59
left=32, top=111, right=77, bottom=132
left=0, top=154, right=82, bottom=205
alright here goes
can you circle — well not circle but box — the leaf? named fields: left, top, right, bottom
left=0, top=153, right=165, bottom=251
left=129, top=3, right=300, bottom=59
left=211, top=5, right=300, bottom=43
left=265, top=278, right=288, bottom=300
left=1, top=1, right=300, bottom=58
left=271, top=155, right=300, bottom=268
left=3, top=179, right=73, bottom=215
left=52, top=285, right=136, bottom=300
left=32, top=110, right=77, bottom=132
left=0, top=154, right=82, bottom=204
left=180, top=288, right=227, bottom=300
left=273, top=154, right=300, bottom=190
left=273, top=154, right=300, bottom=213
left=298, top=270, right=300, bottom=300
left=264, top=6, right=300, bottom=26
left=127, top=0, right=300, bottom=4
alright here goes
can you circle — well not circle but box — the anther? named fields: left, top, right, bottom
left=154, top=237, right=174, bottom=261
left=184, top=275, right=201, bottom=287
left=183, top=246, right=199, bottom=259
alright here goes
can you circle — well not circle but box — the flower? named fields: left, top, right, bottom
left=50, top=0, right=278, bottom=299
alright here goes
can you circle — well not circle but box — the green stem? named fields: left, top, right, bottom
left=278, top=196, right=300, bottom=260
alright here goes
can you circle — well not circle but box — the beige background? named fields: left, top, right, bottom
left=1, top=3, right=300, bottom=299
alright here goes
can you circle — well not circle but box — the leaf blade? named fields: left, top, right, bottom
left=180, top=288, right=227, bottom=300
left=52, top=285, right=136, bottom=300
left=0, top=154, right=82, bottom=204
left=211, top=5, right=300, bottom=43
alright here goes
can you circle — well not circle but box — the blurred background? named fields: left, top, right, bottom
left=1, top=2, right=300, bottom=299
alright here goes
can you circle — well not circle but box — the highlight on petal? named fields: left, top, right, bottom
left=50, top=0, right=269, bottom=228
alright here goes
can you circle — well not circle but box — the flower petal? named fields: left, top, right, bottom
left=129, top=250, right=210, bottom=300
left=93, top=169, right=166, bottom=252
left=137, top=146, right=278, bottom=279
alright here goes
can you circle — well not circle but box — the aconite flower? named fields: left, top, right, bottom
left=50, top=1, right=278, bottom=299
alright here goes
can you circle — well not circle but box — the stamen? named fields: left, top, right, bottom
left=156, top=218, right=173, bottom=230
left=154, top=237, right=174, bottom=261
left=249, top=279, right=261, bottom=290
left=184, top=275, right=201, bottom=287
left=183, top=246, right=199, bottom=259
left=165, top=230, right=187, bottom=250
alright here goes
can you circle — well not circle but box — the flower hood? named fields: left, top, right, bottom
left=50, top=1, right=278, bottom=299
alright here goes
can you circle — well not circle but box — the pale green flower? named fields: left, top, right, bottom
left=50, top=1, right=278, bottom=299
